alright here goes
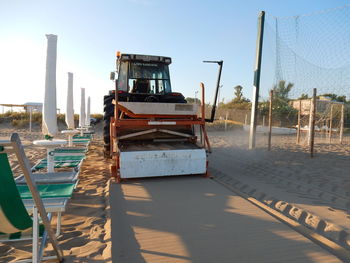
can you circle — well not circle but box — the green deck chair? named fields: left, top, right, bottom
left=0, top=133, right=64, bottom=262
left=32, top=155, right=85, bottom=171
left=73, top=134, right=93, bottom=140
left=72, top=139, right=90, bottom=147
left=54, top=147, right=87, bottom=156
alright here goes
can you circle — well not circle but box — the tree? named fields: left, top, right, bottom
left=273, top=80, right=293, bottom=100
left=233, top=85, right=243, bottom=102
left=319, top=93, right=347, bottom=103
left=232, top=85, right=250, bottom=104
left=271, top=80, right=297, bottom=117
left=298, top=93, right=309, bottom=100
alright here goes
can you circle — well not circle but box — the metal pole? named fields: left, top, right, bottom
left=329, top=104, right=333, bottom=143
left=29, top=106, right=32, bottom=133
left=308, top=99, right=312, bottom=146
left=249, top=11, right=265, bottom=149
left=310, top=88, right=317, bottom=157
left=340, top=104, right=345, bottom=144
left=268, top=90, right=273, bottom=151
left=297, top=100, right=301, bottom=144
left=203, top=60, right=223, bottom=122
left=201, top=82, right=205, bottom=148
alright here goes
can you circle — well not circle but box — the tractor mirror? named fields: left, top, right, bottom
left=110, top=72, right=115, bottom=80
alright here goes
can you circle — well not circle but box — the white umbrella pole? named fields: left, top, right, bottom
left=79, top=88, right=86, bottom=136
left=65, top=72, right=75, bottom=129
left=86, top=96, right=91, bottom=127
left=42, top=34, right=58, bottom=137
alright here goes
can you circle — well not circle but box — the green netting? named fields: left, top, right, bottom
left=256, top=5, right=350, bottom=147
left=263, top=5, right=350, bottom=99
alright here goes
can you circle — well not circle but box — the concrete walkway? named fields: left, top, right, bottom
left=110, top=176, right=340, bottom=263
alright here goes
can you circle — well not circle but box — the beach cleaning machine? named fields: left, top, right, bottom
left=103, top=52, right=222, bottom=182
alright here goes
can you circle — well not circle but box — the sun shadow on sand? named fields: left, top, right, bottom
left=110, top=176, right=340, bottom=263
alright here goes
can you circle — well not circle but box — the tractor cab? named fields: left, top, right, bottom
left=111, top=53, right=186, bottom=103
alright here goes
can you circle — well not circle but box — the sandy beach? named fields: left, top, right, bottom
left=0, top=123, right=111, bottom=262
left=1, top=123, right=350, bottom=262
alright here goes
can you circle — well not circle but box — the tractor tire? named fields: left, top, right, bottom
left=103, top=95, right=114, bottom=158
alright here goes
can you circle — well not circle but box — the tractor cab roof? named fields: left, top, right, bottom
left=119, top=53, right=172, bottom=65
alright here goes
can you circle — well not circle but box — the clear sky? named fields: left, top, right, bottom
left=1, top=0, right=349, bottom=114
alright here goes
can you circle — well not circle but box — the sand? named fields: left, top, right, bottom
left=208, top=129, right=350, bottom=249
left=0, top=123, right=111, bottom=262
left=110, top=177, right=341, bottom=262
left=1, top=122, right=350, bottom=262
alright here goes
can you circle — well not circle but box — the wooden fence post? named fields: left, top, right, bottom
left=268, top=90, right=273, bottom=151
left=297, top=100, right=301, bottom=144
left=340, top=104, right=345, bottom=144
left=308, top=99, right=312, bottom=146
left=310, top=88, right=317, bottom=157
left=329, top=104, right=333, bottom=143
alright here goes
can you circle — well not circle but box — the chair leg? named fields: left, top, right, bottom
left=32, top=206, right=39, bottom=263
left=56, top=213, right=61, bottom=236
left=38, top=213, right=52, bottom=262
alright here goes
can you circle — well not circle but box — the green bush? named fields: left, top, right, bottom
left=91, top=114, right=103, bottom=121
left=11, top=119, right=29, bottom=128
left=31, top=112, right=42, bottom=123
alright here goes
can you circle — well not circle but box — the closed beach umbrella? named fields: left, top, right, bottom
left=86, top=96, right=91, bottom=126
left=79, top=88, right=86, bottom=128
left=42, top=34, right=58, bottom=137
left=65, top=72, right=75, bottom=129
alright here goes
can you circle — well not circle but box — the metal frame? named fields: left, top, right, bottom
left=110, top=82, right=211, bottom=182
left=0, top=134, right=63, bottom=262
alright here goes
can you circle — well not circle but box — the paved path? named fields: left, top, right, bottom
left=110, top=176, right=340, bottom=263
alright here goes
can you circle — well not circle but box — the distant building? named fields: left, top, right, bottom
left=23, top=102, right=43, bottom=112
left=291, top=98, right=344, bottom=115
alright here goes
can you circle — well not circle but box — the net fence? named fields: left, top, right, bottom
left=254, top=5, right=350, bottom=151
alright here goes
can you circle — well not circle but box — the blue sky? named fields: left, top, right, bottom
left=0, top=0, right=349, bottom=113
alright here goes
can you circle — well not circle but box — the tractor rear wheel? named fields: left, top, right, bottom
left=103, top=95, right=114, bottom=158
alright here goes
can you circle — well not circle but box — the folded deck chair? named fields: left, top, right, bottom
left=0, top=133, right=64, bottom=262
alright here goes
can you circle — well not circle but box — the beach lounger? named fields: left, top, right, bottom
left=73, top=134, right=93, bottom=140
left=1, top=134, right=76, bottom=236
left=15, top=171, right=79, bottom=185
left=0, top=134, right=64, bottom=262
left=32, top=155, right=85, bottom=171
left=54, top=147, right=88, bottom=156
left=72, top=139, right=90, bottom=147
